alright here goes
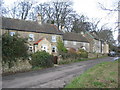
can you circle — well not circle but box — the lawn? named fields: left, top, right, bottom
left=65, top=60, right=118, bottom=88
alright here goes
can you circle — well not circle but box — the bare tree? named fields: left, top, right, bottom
left=0, top=0, right=7, bottom=16
left=98, top=0, right=120, bottom=44
left=98, top=28, right=114, bottom=43
left=71, top=14, right=92, bottom=33
left=44, top=3, right=54, bottom=23
left=19, top=1, right=32, bottom=20
left=98, top=1, right=119, bottom=12
left=29, top=3, right=46, bottom=22
left=52, top=0, right=73, bottom=30
left=89, top=18, right=102, bottom=31
left=3, top=0, right=36, bottom=20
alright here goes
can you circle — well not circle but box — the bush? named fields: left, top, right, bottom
left=60, top=52, right=80, bottom=60
left=68, top=48, right=76, bottom=53
left=57, top=39, right=67, bottom=54
left=29, top=51, right=54, bottom=68
left=60, top=48, right=88, bottom=61
left=77, top=49, right=88, bottom=58
left=2, top=33, right=28, bottom=68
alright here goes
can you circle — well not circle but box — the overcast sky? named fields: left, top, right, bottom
left=4, top=0, right=118, bottom=41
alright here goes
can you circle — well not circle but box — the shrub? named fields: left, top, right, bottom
left=68, top=48, right=77, bottom=54
left=60, top=52, right=80, bottom=60
left=77, top=48, right=88, bottom=58
left=57, top=39, right=67, bottom=54
left=29, top=51, right=54, bottom=68
left=2, top=33, right=28, bottom=68
left=60, top=48, right=88, bottom=61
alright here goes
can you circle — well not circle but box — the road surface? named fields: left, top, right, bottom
left=2, top=57, right=117, bottom=88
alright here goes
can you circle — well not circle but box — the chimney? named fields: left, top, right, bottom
left=37, top=13, right=42, bottom=24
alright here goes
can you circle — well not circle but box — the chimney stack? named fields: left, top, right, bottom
left=37, top=13, right=42, bottom=24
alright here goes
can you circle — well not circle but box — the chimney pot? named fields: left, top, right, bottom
left=37, top=13, right=42, bottom=24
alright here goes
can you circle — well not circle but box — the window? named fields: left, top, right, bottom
left=52, top=46, right=56, bottom=52
left=73, top=41, right=76, bottom=45
left=10, top=32, right=15, bottom=36
left=29, top=46, right=33, bottom=52
left=51, top=36, right=56, bottom=42
left=41, top=44, right=48, bottom=52
left=29, top=34, right=34, bottom=41
left=64, top=41, right=68, bottom=44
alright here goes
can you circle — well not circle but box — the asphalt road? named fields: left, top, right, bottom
left=2, top=57, right=117, bottom=88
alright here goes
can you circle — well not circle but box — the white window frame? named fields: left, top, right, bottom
left=41, top=44, right=48, bottom=52
left=52, top=46, right=56, bottom=53
left=29, top=46, right=33, bottom=52
left=51, top=36, right=56, bottom=42
left=28, top=34, right=34, bottom=41
left=10, top=32, right=15, bottom=36
left=73, top=41, right=76, bottom=45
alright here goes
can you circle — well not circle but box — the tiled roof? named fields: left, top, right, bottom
left=90, top=31, right=100, bottom=40
left=63, top=32, right=89, bottom=42
left=2, top=17, right=63, bottom=35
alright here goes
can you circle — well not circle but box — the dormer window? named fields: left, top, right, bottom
left=52, top=36, right=56, bottom=42
left=29, top=34, right=34, bottom=41
left=10, top=32, right=15, bottom=36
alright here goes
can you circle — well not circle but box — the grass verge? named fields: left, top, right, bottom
left=65, top=60, right=118, bottom=88
left=58, top=55, right=108, bottom=65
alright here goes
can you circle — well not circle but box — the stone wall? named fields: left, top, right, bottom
left=64, top=40, right=90, bottom=52
left=2, top=60, right=32, bottom=74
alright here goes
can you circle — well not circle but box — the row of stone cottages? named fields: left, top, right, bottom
left=2, top=16, right=109, bottom=57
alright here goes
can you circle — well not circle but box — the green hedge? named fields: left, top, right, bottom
left=60, top=49, right=88, bottom=60
left=77, top=49, right=88, bottom=58
left=29, top=51, right=54, bottom=68
left=60, top=53, right=80, bottom=60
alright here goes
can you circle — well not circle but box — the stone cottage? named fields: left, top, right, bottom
left=2, top=17, right=63, bottom=56
left=63, top=32, right=90, bottom=52
left=84, top=31, right=109, bottom=54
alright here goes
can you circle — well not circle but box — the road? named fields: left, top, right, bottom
left=2, top=57, right=117, bottom=88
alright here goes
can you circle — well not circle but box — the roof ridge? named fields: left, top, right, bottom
left=63, top=32, right=89, bottom=42
left=2, top=17, right=36, bottom=23
left=2, top=17, right=63, bottom=35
